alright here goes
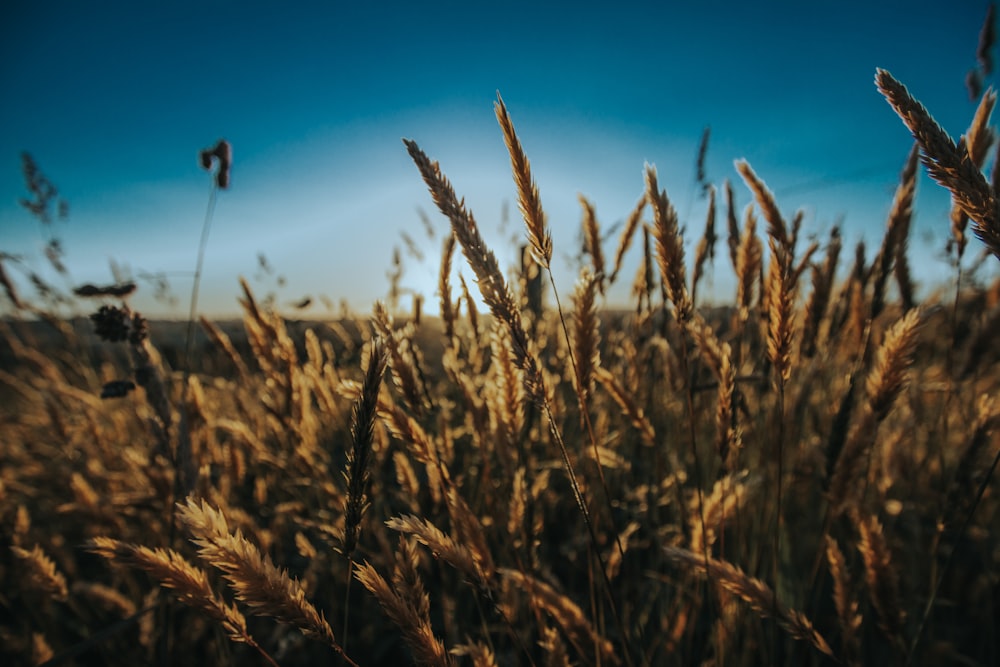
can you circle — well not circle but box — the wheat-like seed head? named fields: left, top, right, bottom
left=663, top=546, right=834, bottom=657
left=458, top=273, right=480, bottom=338
left=825, top=535, right=862, bottom=665
left=444, top=486, right=496, bottom=581
left=766, top=247, right=794, bottom=383
left=392, top=451, right=422, bottom=512
left=495, top=92, right=552, bottom=269
left=404, top=138, right=547, bottom=406
left=735, top=159, right=789, bottom=252
left=594, top=366, right=656, bottom=447
left=645, top=165, right=692, bottom=322
left=489, top=325, right=526, bottom=452
left=87, top=536, right=253, bottom=645
left=723, top=179, right=741, bottom=270
left=499, top=568, right=618, bottom=664
left=631, top=223, right=656, bottom=313
left=507, top=467, right=528, bottom=547
left=877, top=68, right=1000, bottom=261
left=856, top=513, right=906, bottom=656
left=844, top=273, right=867, bottom=349
left=735, top=206, right=762, bottom=322
left=12, top=544, right=68, bottom=601
left=801, top=226, right=842, bottom=358
left=892, top=148, right=919, bottom=310
left=716, top=350, right=740, bottom=466
left=373, top=392, right=441, bottom=472
left=604, top=520, right=641, bottom=581
left=391, top=536, right=429, bottom=622
left=386, top=514, right=487, bottom=588
left=438, top=233, right=457, bottom=343
left=177, top=498, right=340, bottom=649
left=90, top=538, right=284, bottom=667
left=609, top=194, right=646, bottom=284
left=871, top=145, right=920, bottom=319
left=450, top=641, right=498, bottom=667
left=200, top=315, right=250, bottom=380
left=691, top=184, right=717, bottom=305
left=539, top=624, right=572, bottom=667
left=689, top=473, right=752, bottom=556
left=578, top=194, right=606, bottom=286
left=343, top=335, right=388, bottom=558
left=966, top=88, right=998, bottom=168
left=866, top=308, right=922, bottom=421
left=130, top=336, right=173, bottom=441
left=686, top=313, right=726, bottom=382
left=872, top=144, right=916, bottom=306
left=951, top=91, right=997, bottom=258
left=571, top=267, right=601, bottom=410
left=354, top=558, right=453, bottom=667
left=374, top=302, right=426, bottom=415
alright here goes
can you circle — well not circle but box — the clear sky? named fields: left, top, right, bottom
left=1, top=0, right=995, bottom=319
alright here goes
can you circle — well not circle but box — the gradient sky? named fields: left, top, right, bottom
left=1, top=1, right=995, bottom=319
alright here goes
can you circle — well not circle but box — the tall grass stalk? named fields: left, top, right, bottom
left=494, top=93, right=633, bottom=616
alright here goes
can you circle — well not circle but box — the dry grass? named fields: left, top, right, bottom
left=4, top=20, right=1000, bottom=666
left=663, top=545, right=834, bottom=659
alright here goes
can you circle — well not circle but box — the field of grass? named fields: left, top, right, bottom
left=4, top=25, right=1000, bottom=667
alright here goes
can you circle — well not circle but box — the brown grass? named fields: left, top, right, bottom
left=663, top=546, right=834, bottom=658
left=5, top=26, right=1000, bottom=666
left=877, top=68, right=1000, bottom=260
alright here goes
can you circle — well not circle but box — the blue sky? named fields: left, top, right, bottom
left=1, top=1, right=995, bottom=318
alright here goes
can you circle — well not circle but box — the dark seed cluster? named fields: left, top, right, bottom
left=90, top=305, right=148, bottom=344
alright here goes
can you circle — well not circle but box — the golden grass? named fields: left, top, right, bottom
left=663, top=545, right=834, bottom=658
left=877, top=68, right=1000, bottom=260
left=4, top=22, right=1000, bottom=665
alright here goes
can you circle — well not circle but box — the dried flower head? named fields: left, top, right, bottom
left=90, top=305, right=131, bottom=342
left=89, top=305, right=148, bottom=344
left=199, top=139, right=232, bottom=189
